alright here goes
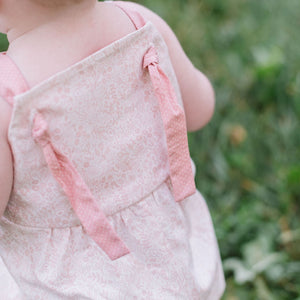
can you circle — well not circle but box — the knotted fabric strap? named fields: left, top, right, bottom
left=32, top=113, right=130, bottom=260
left=0, top=53, right=29, bottom=105
left=143, top=47, right=196, bottom=202
left=111, top=2, right=197, bottom=201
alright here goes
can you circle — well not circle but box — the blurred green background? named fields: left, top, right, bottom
left=1, top=0, right=299, bottom=299
left=136, top=0, right=300, bottom=299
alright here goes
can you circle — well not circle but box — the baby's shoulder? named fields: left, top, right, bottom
left=103, top=1, right=173, bottom=43
left=95, top=2, right=137, bottom=48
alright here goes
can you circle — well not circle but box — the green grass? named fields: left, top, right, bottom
left=1, top=1, right=299, bottom=298
left=134, top=0, right=299, bottom=298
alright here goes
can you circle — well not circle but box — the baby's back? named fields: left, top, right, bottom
left=7, top=2, right=136, bottom=89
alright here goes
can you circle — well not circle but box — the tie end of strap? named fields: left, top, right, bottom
left=107, top=244, right=131, bottom=261
left=32, top=113, right=50, bottom=147
left=173, top=181, right=197, bottom=203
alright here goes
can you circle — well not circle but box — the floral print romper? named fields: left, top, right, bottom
left=0, top=1, right=225, bottom=299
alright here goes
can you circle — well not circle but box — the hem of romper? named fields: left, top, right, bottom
left=206, top=259, right=226, bottom=300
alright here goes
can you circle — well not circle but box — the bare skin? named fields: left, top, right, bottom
left=0, top=101, right=12, bottom=216
left=0, top=0, right=215, bottom=213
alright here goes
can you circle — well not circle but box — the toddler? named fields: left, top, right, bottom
left=0, top=0, right=225, bottom=299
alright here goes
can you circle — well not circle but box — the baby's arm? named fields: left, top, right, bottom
left=0, top=99, right=13, bottom=217
left=127, top=3, right=215, bottom=132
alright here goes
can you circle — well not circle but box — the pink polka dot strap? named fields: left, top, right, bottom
left=143, top=47, right=196, bottom=201
left=0, top=53, right=29, bottom=105
left=114, top=2, right=196, bottom=202
left=32, top=113, right=130, bottom=260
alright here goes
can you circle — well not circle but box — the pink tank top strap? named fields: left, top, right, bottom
left=112, top=1, right=146, bottom=29
left=32, top=113, right=130, bottom=260
left=0, top=53, right=29, bottom=105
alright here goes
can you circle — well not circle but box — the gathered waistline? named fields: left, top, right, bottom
left=1, top=175, right=172, bottom=230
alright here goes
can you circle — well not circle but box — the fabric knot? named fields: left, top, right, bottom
left=32, top=113, right=50, bottom=147
left=143, top=46, right=159, bottom=69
